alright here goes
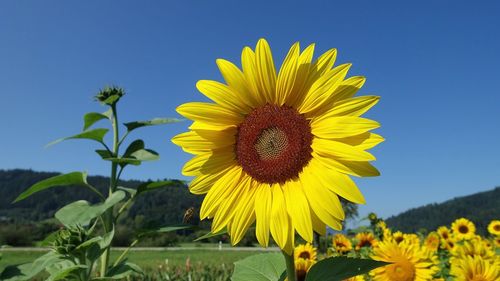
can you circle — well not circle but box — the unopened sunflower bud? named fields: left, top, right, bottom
left=95, top=86, right=125, bottom=106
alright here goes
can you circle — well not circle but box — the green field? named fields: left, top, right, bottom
left=0, top=248, right=267, bottom=272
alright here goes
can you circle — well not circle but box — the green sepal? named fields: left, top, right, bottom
left=55, top=190, right=126, bottom=227
left=231, top=253, right=286, bottom=281
left=304, top=257, right=390, bottom=281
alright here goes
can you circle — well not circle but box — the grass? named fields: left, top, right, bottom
left=0, top=248, right=264, bottom=272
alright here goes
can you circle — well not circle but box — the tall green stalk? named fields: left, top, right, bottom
left=100, top=104, right=120, bottom=277
left=283, top=250, right=296, bottom=281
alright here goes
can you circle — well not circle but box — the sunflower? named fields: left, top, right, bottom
left=294, top=243, right=317, bottom=262
left=172, top=39, right=382, bottom=253
left=294, top=258, right=314, bottom=281
left=392, top=231, right=405, bottom=244
left=451, top=218, right=476, bottom=240
left=451, top=240, right=496, bottom=262
left=450, top=255, right=500, bottom=281
left=437, top=226, right=450, bottom=241
left=487, top=220, right=500, bottom=236
left=355, top=232, right=378, bottom=250
left=371, top=241, right=438, bottom=281
left=333, top=233, right=353, bottom=254
left=424, top=232, right=440, bottom=252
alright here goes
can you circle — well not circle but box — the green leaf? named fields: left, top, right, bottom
left=46, top=261, right=86, bottom=281
left=95, top=149, right=113, bottom=159
left=0, top=252, right=63, bottom=281
left=123, top=139, right=145, bottom=157
left=137, top=225, right=192, bottom=238
left=83, top=112, right=109, bottom=131
left=55, top=190, right=126, bottom=227
left=194, top=229, right=227, bottom=242
left=99, top=228, right=115, bottom=249
left=105, top=261, right=143, bottom=279
left=136, top=180, right=179, bottom=195
left=124, top=117, right=182, bottom=132
left=304, top=257, right=390, bottom=281
left=231, top=253, right=285, bottom=281
left=47, top=128, right=109, bottom=147
left=14, top=172, right=88, bottom=203
left=130, top=148, right=159, bottom=161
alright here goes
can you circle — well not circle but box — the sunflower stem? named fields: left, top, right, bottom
left=283, top=250, right=296, bottom=281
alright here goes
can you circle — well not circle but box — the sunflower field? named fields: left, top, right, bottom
left=292, top=215, right=500, bottom=281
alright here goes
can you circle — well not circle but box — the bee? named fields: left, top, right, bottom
left=183, top=207, right=195, bottom=223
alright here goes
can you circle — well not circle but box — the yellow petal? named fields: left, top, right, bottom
left=312, top=137, right=376, bottom=161
left=282, top=216, right=295, bottom=255
left=287, top=43, right=315, bottom=107
left=311, top=116, right=380, bottom=139
left=182, top=149, right=236, bottom=176
left=324, top=96, right=380, bottom=117
left=176, top=102, right=244, bottom=126
left=312, top=151, right=380, bottom=177
left=229, top=181, right=258, bottom=245
left=299, top=63, right=351, bottom=114
left=241, top=47, right=266, bottom=106
left=171, top=129, right=236, bottom=155
left=303, top=48, right=337, bottom=91
left=255, top=183, right=272, bottom=247
left=189, top=166, right=233, bottom=194
left=216, top=58, right=260, bottom=108
left=199, top=166, right=242, bottom=219
left=255, top=38, right=277, bottom=102
left=335, top=133, right=385, bottom=150
left=270, top=184, right=289, bottom=250
left=310, top=158, right=366, bottom=204
left=283, top=180, right=313, bottom=242
left=189, top=121, right=235, bottom=131
left=310, top=208, right=327, bottom=235
left=212, top=176, right=250, bottom=233
left=300, top=166, right=345, bottom=221
left=276, top=42, right=299, bottom=105
left=196, top=80, right=251, bottom=113
left=333, top=76, right=366, bottom=101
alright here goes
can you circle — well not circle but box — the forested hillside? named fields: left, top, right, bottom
left=385, top=187, right=500, bottom=235
left=0, top=169, right=202, bottom=227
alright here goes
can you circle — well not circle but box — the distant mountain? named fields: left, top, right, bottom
left=385, top=187, right=500, bottom=235
left=0, top=169, right=203, bottom=228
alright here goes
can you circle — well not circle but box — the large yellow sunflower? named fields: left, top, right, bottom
left=371, top=241, right=438, bottom=281
left=450, top=255, right=500, bottom=281
left=172, top=39, right=382, bottom=253
left=451, top=218, right=476, bottom=240
left=487, top=220, right=500, bottom=236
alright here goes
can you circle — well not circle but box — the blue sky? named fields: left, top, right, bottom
left=1, top=1, right=499, bottom=220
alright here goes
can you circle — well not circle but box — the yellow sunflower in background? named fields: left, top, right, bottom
left=437, top=226, right=450, bottom=241
left=293, top=258, right=314, bottom=281
left=294, top=243, right=317, bottom=262
left=172, top=38, right=382, bottom=253
left=487, top=220, right=500, bottom=236
left=356, top=232, right=378, bottom=250
left=333, top=233, right=353, bottom=254
left=424, top=232, right=440, bottom=252
left=451, top=240, right=496, bottom=262
left=451, top=218, right=476, bottom=240
left=450, top=255, right=500, bottom=281
left=392, top=231, right=405, bottom=244
left=371, top=241, right=438, bottom=281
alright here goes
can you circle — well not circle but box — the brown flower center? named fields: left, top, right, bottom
left=459, top=225, right=469, bottom=234
left=236, top=104, right=313, bottom=184
left=298, top=251, right=311, bottom=260
left=494, top=224, right=500, bottom=231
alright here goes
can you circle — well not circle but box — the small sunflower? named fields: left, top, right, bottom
left=294, top=258, right=314, bottom=281
left=371, top=241, right=438, bottom=281
left=437, top=226, right=450, bottom=241
left=173, top=38, right=382, bottom=253
left=494, top=237, right=500, bottom=248
left=451, top=218, right=476, bottom=240
left=487, top=220, right=500, bottom=236
left=333, top=233, right=353, bottom=254
left=392, top=231, right=405, bottom=244
left=424, top=232, right=440, bottom=252
left=450, top=255, right=500, bottom=281
left=294, top=243, right=317, bottom=262
left=355, top=232, right=378, bottom=250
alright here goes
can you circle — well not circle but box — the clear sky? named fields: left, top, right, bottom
left=1, top=1, right=499, bottom=221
